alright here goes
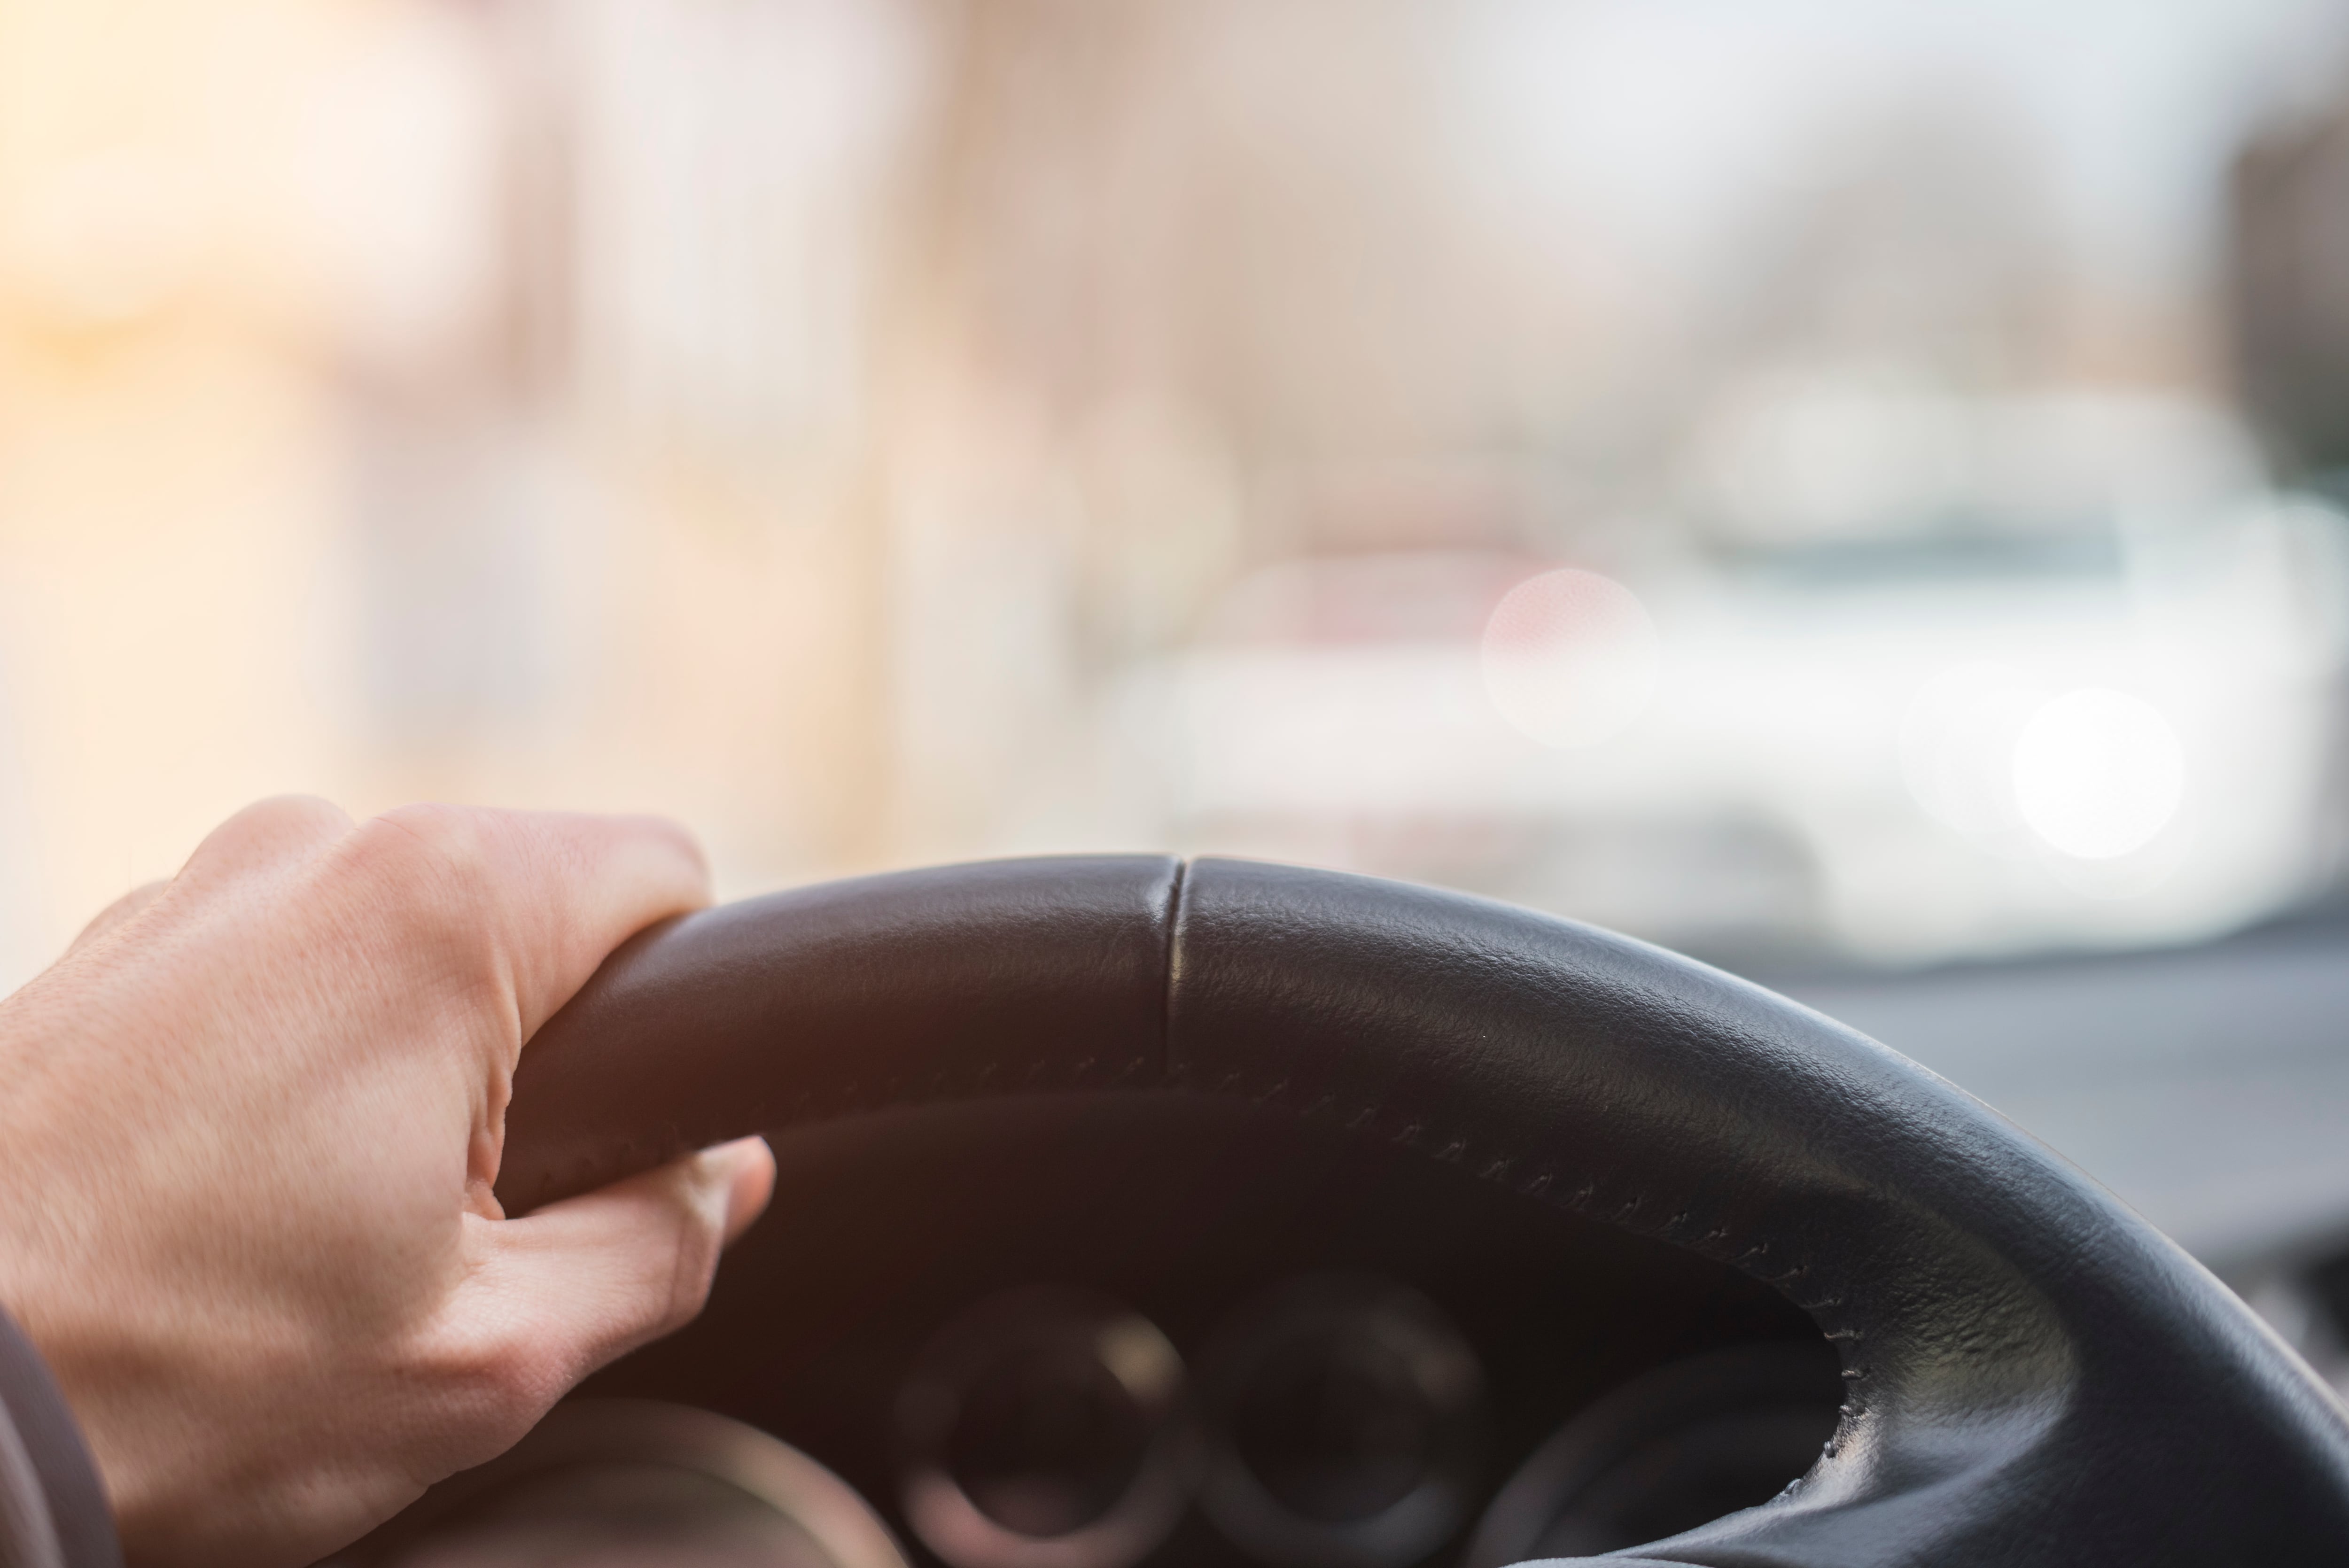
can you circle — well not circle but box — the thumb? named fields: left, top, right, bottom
left=455, top=1137, right=776, bottom=1409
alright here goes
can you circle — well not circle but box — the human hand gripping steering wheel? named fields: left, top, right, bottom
left=7, top=813, right=2349, bottom=1567
left=0, top=799, right=774, bottom=1568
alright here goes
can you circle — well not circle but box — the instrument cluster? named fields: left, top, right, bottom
left=337, top=1094, right=1843, bottom=1567
left=344, top=1270, right=1837, bottom=1568
left=898, top=1276, right=1487, bottom=1568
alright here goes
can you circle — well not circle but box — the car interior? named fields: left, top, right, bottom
left=325, top=857, right=2349, bottom=1567
left=14, top=2, right=2349, bottom=1564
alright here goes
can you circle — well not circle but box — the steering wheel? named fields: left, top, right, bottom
left=474, top=855, right=2349, bottom=1567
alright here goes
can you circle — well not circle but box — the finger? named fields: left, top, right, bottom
left=716, top=1134, right=778, bottom=1244
left=344, top=804, right=713, bottom=1040
left=65, top=880, right=168, bottom=957
left=454, top=1138, right=774, bottom=1395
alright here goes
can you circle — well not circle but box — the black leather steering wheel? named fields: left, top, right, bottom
left=492, top=855, right=2349, bottom=1566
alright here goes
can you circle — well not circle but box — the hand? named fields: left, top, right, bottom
left=0, top=798, right=776, bottom=1567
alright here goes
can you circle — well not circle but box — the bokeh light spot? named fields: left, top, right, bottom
left=1479, top=569, right=1660, bottom=749
left=2010, top=689, right=2185, bottom=860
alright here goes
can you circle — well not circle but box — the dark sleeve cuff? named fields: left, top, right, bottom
left=0, top=1305, right=121, bottom=1568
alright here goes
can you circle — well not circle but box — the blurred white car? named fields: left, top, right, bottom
left=1107, top=422, right=2349, bottom=963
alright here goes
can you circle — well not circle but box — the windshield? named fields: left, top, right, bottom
left=2, top=0, right=2346, bottom=973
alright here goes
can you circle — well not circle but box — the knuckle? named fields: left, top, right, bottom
left=659, top=1216, right=725, bottom=1335
left=367, top=804, right=499, bottom=882
left=342, top=808, right=506, bottom=954
left=604, top=1169, right=730, bottom=1346
left=322, top=806, right=541, bottom=1045
left=187, top=795, right=354, bottom=876
left=242, top=793, right=354, bottom=839
left=67, top=879, right=168, bottom=954
left=413, top=1319, right=571, bottom=1443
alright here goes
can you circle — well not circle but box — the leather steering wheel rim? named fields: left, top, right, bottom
left=495, top=855, right=2349, bottom=1566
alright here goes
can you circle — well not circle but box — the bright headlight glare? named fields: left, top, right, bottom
left=2009, top=688, right=2185, bottom=861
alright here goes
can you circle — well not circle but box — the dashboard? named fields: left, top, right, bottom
left=338, top=1092, right=1840, bottom=1567
left=1766, top=908, right=2349, bottom=1399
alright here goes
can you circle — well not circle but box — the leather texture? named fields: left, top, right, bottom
left=498, top=856, right=2349, bottom=1566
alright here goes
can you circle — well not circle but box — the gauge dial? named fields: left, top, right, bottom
left=897, top=1287, right=1194, bottom=1568
left=1196, top=1275, right=1486, bottom=1568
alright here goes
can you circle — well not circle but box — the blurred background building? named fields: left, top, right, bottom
left=3, top=0, right=2349, bottom=984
